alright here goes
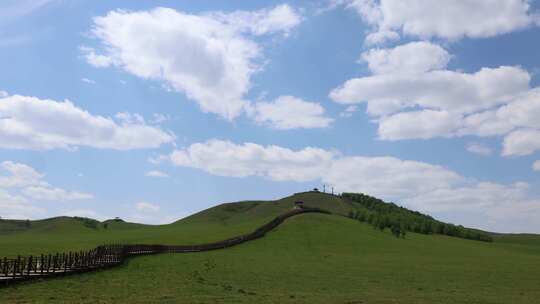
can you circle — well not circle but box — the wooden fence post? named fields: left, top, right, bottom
left=40, top=254, right=44, bottom=274
left=2, top=257, right=7, bottom=277
left=14, top=256, right=20, bottom=278
left=27, top=256, right=33, bottom=276
left=52, top=254, right=57, bottom=273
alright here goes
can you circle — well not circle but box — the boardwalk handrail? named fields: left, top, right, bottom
left=0, top=207, right=330, bottom=286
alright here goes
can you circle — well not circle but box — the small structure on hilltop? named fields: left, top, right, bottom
left=313, top=187, right=319, bottom=192
left=294, top=201, right=304, bottom=209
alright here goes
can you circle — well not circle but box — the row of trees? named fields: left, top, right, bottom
left=343, top=193, right=493, bottom=242
left=348, top=210, right=406, bottom=238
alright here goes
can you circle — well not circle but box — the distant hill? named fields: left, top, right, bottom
left=0, top=216, right=145, bottom=235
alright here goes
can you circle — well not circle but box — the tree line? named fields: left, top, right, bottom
left=343, top=192, right=493, bottom=242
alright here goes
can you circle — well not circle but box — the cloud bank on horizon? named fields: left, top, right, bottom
left=0, top=0, right=539, bottom=232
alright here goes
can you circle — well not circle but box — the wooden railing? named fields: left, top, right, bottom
left=0, top=207, right=330, bottom=286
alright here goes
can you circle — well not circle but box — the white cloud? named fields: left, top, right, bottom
left=165, top=140, right=463, bottom=195
left=324, top=156, right=462, bottom=199
left=497, top=88, right=540, bottom=129
left=83, top=5, right=302, bottom=120
left=0, top=161, right=47, bottom=188
left=79, top=46, right=114, bottom=68
left=378, top=87, right=540, bottom=154
left=161, top=139, right=540, bottom=231
left=251, top=95, right=333, bottom=129
left=81, top=78, right=96, bottom=84
left=135, top=201, right=160, bottom=212
left=331, top=41, right=540, bottom=156
left=344, top=0, right=538, bottom=44
left=211, top=4, right=302, bottom=36
left=0, top=91, right=8, bottom=98
left=0, top=161, right=92, bottom=219
left=169, top=139, right=336, bottom=182
left=330, top=65, right=530, bottom=116
left=485, top=199, right=540, bottom=233
left=22, top=186, right=93, bottom=201
left=502, top=129, right=540, bottom=156
left=0, top=189, right=45, bottom=219
left=0, top=161, right=93, bottom=202
left=360, top=41, right=451, bottom=74
left=466, top=142, right=493, bottom=156
left=533, top=160, right=540, bottom=172
left=459, top=110, right=515, bottom=137
left=378, top=110, right=460, bottom=140
left=0, top=93, right=174, bottom=150
left=145, top=170, right=169, bottom=178
left=404, top=182, right=529, bottom=213
left=364, top=30, right=399, bottom=46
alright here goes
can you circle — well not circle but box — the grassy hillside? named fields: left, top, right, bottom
left=1, top=213, right=540, bottom=303
left=0, top=192, right=351, bottom=257
left=1, top=191, right=539, bottom=303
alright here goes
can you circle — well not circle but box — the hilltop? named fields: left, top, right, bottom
left=0, top=191, right=494, bottom=256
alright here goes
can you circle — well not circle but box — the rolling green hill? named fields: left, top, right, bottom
left=1, top=191, right=539, bottom=303
left=0, top=192, right=354, bottom=257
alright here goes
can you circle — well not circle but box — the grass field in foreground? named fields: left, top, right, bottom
left=1, top=212, right=540, bottom=304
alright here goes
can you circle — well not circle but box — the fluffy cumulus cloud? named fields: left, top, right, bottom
left=331, top=41, right=540, bottom=156
left=324, top=156, right=462, bottom=199
left=0, top=93, right=174, bottom=150
left=502, top=129, right=540, bottom=156
left=377, top=110, right=460, bottom=140
left=0, top=161, right=93, bottom=201
left=0, top=161, right=93, bottom=219
left=158, top=139, right=540, bottom=231
left=82, top=5, right=302, bottom=120
left=360, top=41, right=451, bottom=75
left=330, top=64, right=530, bottom=116
left=250, top=95, right=333, bottom=129
left=169, top=139, right=336, bottom=182
left=342, top=0, right=538, bottom=44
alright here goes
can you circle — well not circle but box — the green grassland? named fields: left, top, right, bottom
left=1, top=192, right=540, bottom=303
left=0, top=192, right=348, bottom=257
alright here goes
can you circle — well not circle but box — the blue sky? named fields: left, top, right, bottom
left=1, top=0, right=540, bottom=232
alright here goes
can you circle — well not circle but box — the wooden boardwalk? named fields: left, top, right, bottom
left=0, top=207, right=330, bottom=287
